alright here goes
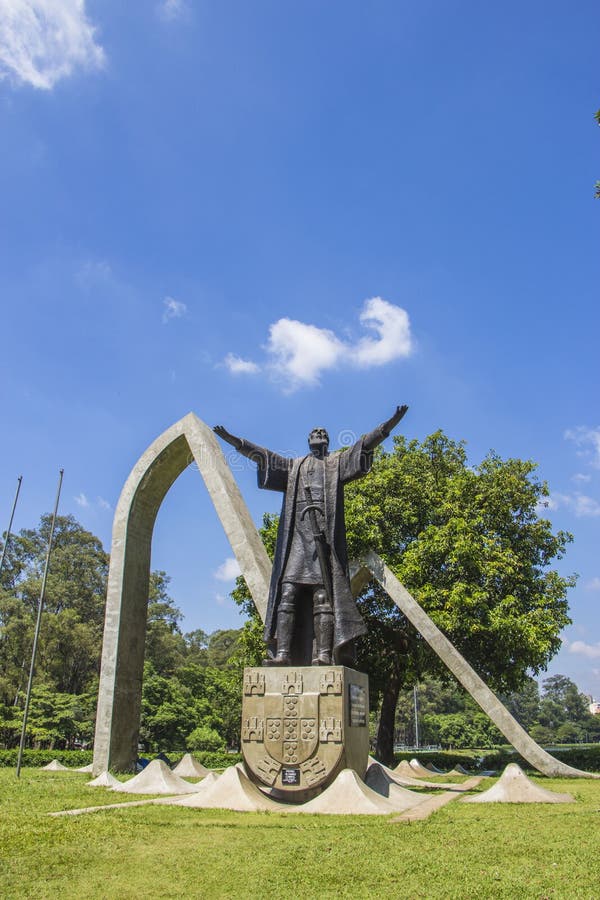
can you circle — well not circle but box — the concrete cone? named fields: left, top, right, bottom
left=463, top=764, right=574, bottom=804
left=163, top=767, right=285, bottom=811
left=112, top=759, right=199, bottom=795
left=75, top=764, right=94, bottom=773
left=448, top=764, right=471, bottom=776
left=87, top=771, right=121, bottom=788
left=172, top=754, right=211, bottom=778
left=297, top=769, right=400, bottom=815
left=41, top=759, right=70, bottom=771
left=409, top=758, right=436, bottom=777
left=156, top=772, right=221, bottom=805
left=365, top=763, right=432, bottom=810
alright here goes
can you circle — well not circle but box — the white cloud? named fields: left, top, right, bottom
left=223, top=353, right=260, bottom=375
left=585, top=577, right=600, bottom=592
left=354, top=297, right=412, bottom=366
left=535, top=495, right=559, bottom=514
left=225, top=297, right=413, bottom=391
left=565, top=426, right=600, bottom=469
left=97, top=496, right=111, bottom=511
left=162, top=296, right=187, bottom=322
left=157, top=0, right=186, bottom=21
left=215, top=592, right=226, bottom=606
left=213, top=557, right=241, bottom=581
left=545, top=492, right=600, bottom=518
left=266, top=318, right=346, bottom=387
left=569, top=641, right=600, bottom=660
left=74, top=492, right=89, bottom=508
left=571, top=472, right=591, bottom=484
left=0, top=1, right=105, bottom=90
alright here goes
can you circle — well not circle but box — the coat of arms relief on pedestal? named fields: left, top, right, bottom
left=242, top=668, right=345, bottom=793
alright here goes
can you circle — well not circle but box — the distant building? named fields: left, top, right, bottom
left=589, top=700, right=600, bottom=716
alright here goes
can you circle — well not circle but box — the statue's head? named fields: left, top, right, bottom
left=308, top=427, right=329, bottom=456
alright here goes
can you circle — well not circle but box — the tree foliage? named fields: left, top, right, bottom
left=393, top=674, right=600, bottom=750
left=0, top=514, right=251, bottom=753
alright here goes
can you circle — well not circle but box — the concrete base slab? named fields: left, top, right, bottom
left=112, top=759, right=199, bottom=795
left=50, top=798, right=159, bottom=817
left=463, top=764, right=574, bottom=803
left=392, top=791, right=465, bottom=823
left=365, top=763, right=432, bottom=809
left=385, top=760, right=467, bottom=791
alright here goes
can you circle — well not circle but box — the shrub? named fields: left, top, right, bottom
left=186, top=725, right=226, bottom=753
left=0, top=749, right=93, bottom=768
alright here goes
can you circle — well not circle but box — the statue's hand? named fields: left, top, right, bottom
left=393, top=404, right=409, bottom=424
left=213, top=425, right=241, bottom=449
left=384, top=404, right=408, bottom=435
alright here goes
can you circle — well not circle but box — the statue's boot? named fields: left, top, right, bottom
left=270, top=609, right=294, bottom=666
left=312, top=610, right=333, bottom=666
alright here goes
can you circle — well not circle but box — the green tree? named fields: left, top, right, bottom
left=537, top=674, right=592, bottom=741
left=144, top=571, right=187, bottom=676
left=344, top=432, right=574, bottom=762
left=499, top=675, right=541, bottom=732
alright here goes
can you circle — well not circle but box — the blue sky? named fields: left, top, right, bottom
left=1, top=1, right=598, bottom=696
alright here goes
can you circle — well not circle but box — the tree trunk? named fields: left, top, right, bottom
left=375, top=671, right=401, bottom=766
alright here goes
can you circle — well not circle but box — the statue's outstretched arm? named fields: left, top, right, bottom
left=362, top=404, right=408, bottom=452
left=213, top=425, right=267, bottom=466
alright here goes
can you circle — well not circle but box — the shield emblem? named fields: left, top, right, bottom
left=264, top=692, right=319, bottom=765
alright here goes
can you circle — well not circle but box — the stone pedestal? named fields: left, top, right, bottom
left=241, top=666, right=369, bottom=802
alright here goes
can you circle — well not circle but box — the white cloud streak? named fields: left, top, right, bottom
left=354, top=297, right=412, bottom=366
left=223, top=353, right=260, bottom=375
left=74, top=492, right=89, bottom=508
left=213, top=557, right=241, bottom=581
left=157, top=0, right=186, bottom=21
left=224, top=297, right=413, bottom=391
left=565, top=425, right=600, bottom=469
left=585, top=577, right=600, bottom=592
left=0, top=1, right=105, bottom=90
left=545, top=492, right=600, bottom=518
left=162, top=296, right=187, bottom=322
left=569, top=641, right=600, bottom=660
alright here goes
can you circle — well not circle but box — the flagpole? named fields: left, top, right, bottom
left=0, top=475, right=23, bottom=576
left=16, top=469, right=64, bottom=778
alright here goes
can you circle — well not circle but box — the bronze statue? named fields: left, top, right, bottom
left=214, top=405, right=407, bottom=667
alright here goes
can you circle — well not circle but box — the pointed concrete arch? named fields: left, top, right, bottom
left=93, top=413, right=271, bottom=774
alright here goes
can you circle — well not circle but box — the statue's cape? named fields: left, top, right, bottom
left=259, top=438, right=372, bottom=661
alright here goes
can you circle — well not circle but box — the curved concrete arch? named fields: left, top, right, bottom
left=93, top=413, right=271, bottom=774
left=351, top=552, right=599, bottom=779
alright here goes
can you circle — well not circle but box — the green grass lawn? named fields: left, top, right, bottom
left=1, top=769, right=599, bottom=899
